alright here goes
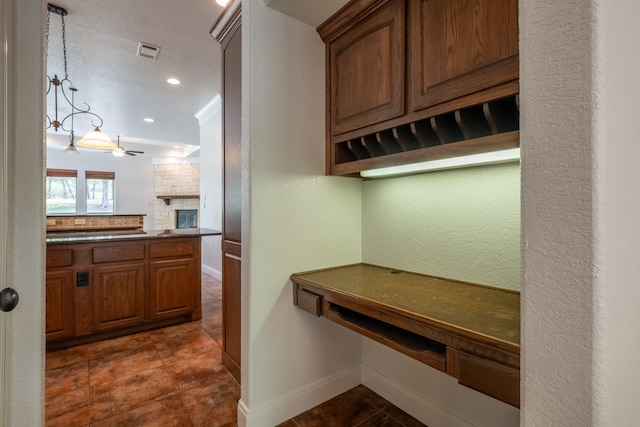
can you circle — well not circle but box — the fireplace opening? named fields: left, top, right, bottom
left=176, top=209, right=198, bottom=229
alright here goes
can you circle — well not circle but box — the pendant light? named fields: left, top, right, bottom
left=62, top=88, right=79, bottom=154
left=76, top=128, right=116, bottom=150
left=46, top=3, right=116, bottom=150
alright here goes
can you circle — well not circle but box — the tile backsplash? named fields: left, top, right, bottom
left=46, top=215, right=144, bottom=232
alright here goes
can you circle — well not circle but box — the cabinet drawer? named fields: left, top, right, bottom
left=296, top=288, right=322, bottom=316
left=92, top=244, right=145, bottom=263
left=457, top=350, right=520, bottom=407
left=47, top=248, right=73, bottom=267
left=149, top=240, right=194, bottom=259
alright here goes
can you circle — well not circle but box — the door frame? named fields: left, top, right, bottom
left=0, top=0, right=46, bottom=424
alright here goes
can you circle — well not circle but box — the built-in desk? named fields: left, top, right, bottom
left=290, top=263, right=520, bottom=407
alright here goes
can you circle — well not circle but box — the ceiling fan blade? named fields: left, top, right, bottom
left=126, top=150, right=145, bottom=154
left=125, top=152, right=137, bottom=156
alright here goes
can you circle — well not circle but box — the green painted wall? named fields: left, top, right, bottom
left=362, top=162, right=520, bottom=290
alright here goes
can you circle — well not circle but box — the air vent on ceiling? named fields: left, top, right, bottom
left=136, top=42, right=160, bottom=60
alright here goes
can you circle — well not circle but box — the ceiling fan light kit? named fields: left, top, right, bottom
left=106, top=136, right=145, bottom=157
left=46, top=3, right=114, bottom=152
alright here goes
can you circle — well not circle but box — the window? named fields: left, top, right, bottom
left=86, top=171, right=115, bottom=214
left=46, top=169, right=77, bottom=214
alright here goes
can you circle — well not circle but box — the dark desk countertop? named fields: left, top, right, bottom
left=46, top=228, right=221, bottom=245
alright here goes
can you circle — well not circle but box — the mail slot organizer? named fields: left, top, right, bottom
left=291, top=263, right=520, bottom=407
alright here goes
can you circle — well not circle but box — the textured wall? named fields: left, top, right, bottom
left=241, top=2, right=363, bottom=424
left=521, top=0, right=594, bottom=424
left=362, top=163, right=521, bottom=290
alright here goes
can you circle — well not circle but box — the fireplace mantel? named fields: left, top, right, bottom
left=157, top=195, right=200, bottom=206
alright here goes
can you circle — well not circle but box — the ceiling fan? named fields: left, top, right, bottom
left=107, top=136, right=145, bottom=157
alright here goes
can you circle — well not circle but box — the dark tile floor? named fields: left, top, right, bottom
left=45, top=274, right=425, bottom=427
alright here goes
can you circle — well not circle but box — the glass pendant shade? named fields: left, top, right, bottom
left=76, top=127, right=116, bottom=150
left=63, top=141, right=79, bottom=154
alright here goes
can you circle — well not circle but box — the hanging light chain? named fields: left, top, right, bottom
left=61, top=12, right=68, bottom=79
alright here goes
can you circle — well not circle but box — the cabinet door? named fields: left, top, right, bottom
left=329, top=0, right=405, bottom=135
left=91, top=263, right=145, bottom=331
left=410, top=0, right=519, bottom=111
left=222, top=241, right=241, bottom=382
left=45, top=269, right=75, bottom=341
left=149, top=258, right=195, bottom=320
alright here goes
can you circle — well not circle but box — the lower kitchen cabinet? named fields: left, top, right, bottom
left=91, top=263, right=145, bottom=331
left=45, top=269, right=75, bottom=341
left=149, top=258, right=196, bottom=320
left=45, top=235, right=204, bottom=347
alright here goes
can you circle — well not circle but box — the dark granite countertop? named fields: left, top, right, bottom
left=46, top=228, right=221, bottom=245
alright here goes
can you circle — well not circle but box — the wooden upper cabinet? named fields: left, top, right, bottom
left=327, top=0, right=405, bottom=136
left=318, top=0, right=520, bottom=176
left=409, top=0, right=519, bottom=111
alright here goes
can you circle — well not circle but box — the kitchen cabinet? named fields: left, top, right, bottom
left=327, top=0, right=405, bottom=136
left=45, top=269, right=75, bottom=341
left=91, top=263, right=145, bottom=331
left=409, top=0, right=519, bottom=111
left=318, top=0, right=520, bottom=176
left=291, top=264, right=520, bottom=407
left=211, top=0, right=242, bottom=383
left=45, top=232, right=212, bottom=348
left=45, top=247, right=75, bottom=341
left=149, top=259, right=196, bottom=320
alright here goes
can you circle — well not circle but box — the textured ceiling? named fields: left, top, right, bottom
left=45, top=0, right=224, bottom=158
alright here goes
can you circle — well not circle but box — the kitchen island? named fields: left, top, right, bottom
left=46, top=228, right=221, bottom=349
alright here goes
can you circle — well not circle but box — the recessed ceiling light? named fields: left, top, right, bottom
left=173, top=145, right=181, bottom=148
left=216, top=0, right=229, bottom=6
left=167, top=78, right=180, bottom=85
left=144, top=118, right=154, bottom=123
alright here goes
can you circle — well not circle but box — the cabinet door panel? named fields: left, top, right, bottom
left=410, top=0, right=518, bottom=111
left=222, top=241, right=241, bottom=381
left=92, top=263, right=145, bottom=331
left=149, top=258, right=195, bottom=320
left=46, top=269, right=75, bottom=341
left=330, top=0, right=405, bottom=135
left=223, top=24, right=242, bottom=244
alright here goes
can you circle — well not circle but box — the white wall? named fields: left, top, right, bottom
left=196, top=95, right=223, bottom=279
left=597, top=2, right=640, bottom=423
left=47, top=151, right=155, bottom=229
left=241, top=2, right=362, bottom=425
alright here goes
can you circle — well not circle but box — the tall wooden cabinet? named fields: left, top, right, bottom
left=211, top=0, right=242, bottom=383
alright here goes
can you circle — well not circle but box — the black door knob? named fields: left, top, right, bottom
left=0, top=288, right=19, bottom=312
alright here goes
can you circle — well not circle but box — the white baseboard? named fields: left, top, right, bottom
left=238, top=365, right=361, bottom=427
left=202, top=264, right=221, bottom=280
left=362, top=364, right=474, bottom=427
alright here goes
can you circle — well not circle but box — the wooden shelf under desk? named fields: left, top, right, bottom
left=290, top=263, right=520, bottom=407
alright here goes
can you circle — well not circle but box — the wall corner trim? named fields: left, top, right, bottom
left=239, top=364, right=360, bottom=426
left=194, top=94, right=222, bottom=123
left=361, top=364, right=475, bottom=427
